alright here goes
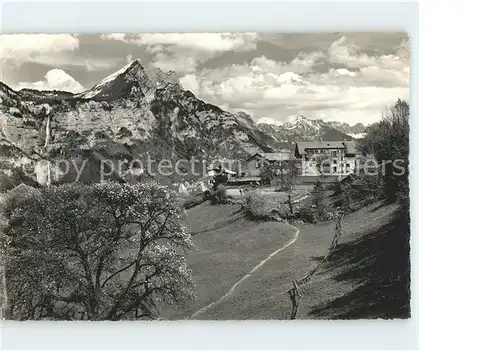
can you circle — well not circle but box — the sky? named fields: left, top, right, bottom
left=0, top=33, right=410, bottom=125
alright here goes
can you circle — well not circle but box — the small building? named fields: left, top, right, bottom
left=294, top=140, right=359, bottom=176
left=206, top=167, right=237, bottom=178
left=206, top=167, right=237, bottom=187
left=226, top=177, right=262, bottom=187
left=245, top=152, right=294, bottom=177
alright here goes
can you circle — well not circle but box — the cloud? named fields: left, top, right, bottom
left=152, top=52, right=200, bottom=74
left=101, top=33, right=259, bottom=74
left=17, top=69, right=85, bottom=93
left=139, top=33, right=257, bottom=52
left=335, top=68, right=357, bottom=77
left=0, top=34, right=119, bottom=72
left=179, top=74, right=200, bottom=95
left=0, top=34, right=79, bottom=64
left=80, top=59, right=123, bottom=72
left=256, top=117, right=283, bottom=125
left=328, top=36, right=374, bottom=68
left=102, top=33, right=258, bottom=53
left=247, top=52, right=325, bottom=75
left=100, top=33, right=127, bottom=42
left=330, top=35, right=410, bottom=69
left=182, top=37, right=410, bottom=125
left=2, top=33, right=410, bottom=126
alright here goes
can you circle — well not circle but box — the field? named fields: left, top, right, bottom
left=164, top=198, right=411, bottom=320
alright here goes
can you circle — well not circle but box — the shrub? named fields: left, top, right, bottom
left=243, top=193, right=280, bottom=220
left=289, top=201, right=335, bottom=224
left=211, top=184, right=229, bottom=205
left=295, top=206, right=317, bottom=223
left=313, top=180, right=325, bottom=193
left=340, top=172, right=383, bottom=212
left=259, top=163, right=275, bottom=185
left=182, top=192, right=207, bottom=209
left=276, top=183, right=292, bottom=192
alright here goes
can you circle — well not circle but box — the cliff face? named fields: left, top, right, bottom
left=0, top=60, right=272, bottom=189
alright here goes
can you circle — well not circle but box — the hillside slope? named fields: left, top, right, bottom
left=176, top=201, right=410, bottom=320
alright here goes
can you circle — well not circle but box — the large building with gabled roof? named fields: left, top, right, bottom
left=294, top=140, right=359, bottom=176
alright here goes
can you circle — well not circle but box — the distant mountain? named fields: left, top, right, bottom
left=1, top=60, right=274, bottom=189
left=257, top=115, right=365, bottom=150
left=329, top=121, right=367, bottom=137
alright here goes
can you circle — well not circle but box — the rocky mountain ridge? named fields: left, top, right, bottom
left=1, top=60, right=366, bottom=189
left=0, top=60, right=272, bottom=188
left=256, top=114, right=365, bottom=151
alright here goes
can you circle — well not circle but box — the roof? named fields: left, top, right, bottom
left=247, top=152, right=293, bottom=162
left=295, top=141, right=358, bottom=155
left=223, top=168, right=237, bottom=175
left=260, top=153, right=293, bottom=161
left=227, top=177, right=262, bottom=183
left=206, top=167, right=237, bottom=176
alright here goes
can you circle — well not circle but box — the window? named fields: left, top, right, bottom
left=331, top=150, right=337, bottom=157
left=333, top=159, right=337, bottom=164
left=333, top=167, right=337, bottom=173
left=346, top=163, right=350, bottom=168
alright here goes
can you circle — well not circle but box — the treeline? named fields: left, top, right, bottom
left=341, top=98, right=410, bottom=211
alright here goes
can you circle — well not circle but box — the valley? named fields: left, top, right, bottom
left=1, top=56, right=409, bottom=323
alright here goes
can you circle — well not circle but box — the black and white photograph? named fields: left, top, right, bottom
left=0, top=32, right=411, bottom=321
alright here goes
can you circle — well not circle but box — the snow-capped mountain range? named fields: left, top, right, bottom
left=257, top=115, right=366, bottom=151
left=1, top=60, right=365, bottom=188
left=257, top=115, right=366, bottom=136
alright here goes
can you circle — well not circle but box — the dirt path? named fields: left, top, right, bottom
left=190, top=221, right=300, bottom=318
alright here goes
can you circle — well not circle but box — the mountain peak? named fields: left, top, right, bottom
left=290, top=114, right=308, bottom=122
left=284, top=114, right=321, bottom=130
left=256, top=117, right=283, bottom=126
left=77, top=59, right=153, bottom=100
left=152, top=68, right=182, bottom=89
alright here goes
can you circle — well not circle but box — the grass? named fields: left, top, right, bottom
left=172, top=200, right=410, bottom=320
left=306, top=211, right=411, bottom=319
left=162, top=202, right=297, bottom=319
